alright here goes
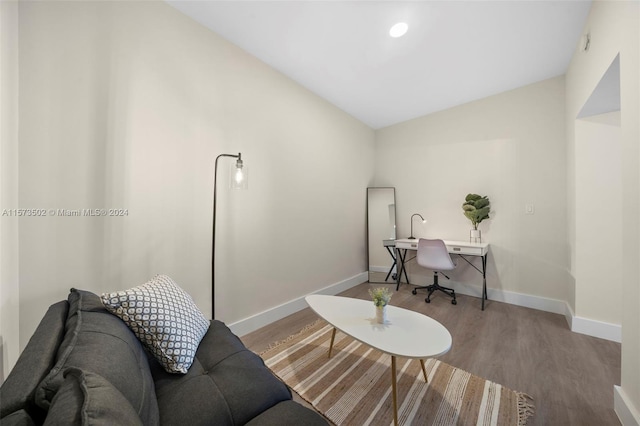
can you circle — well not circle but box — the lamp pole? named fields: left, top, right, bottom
left=408, top=213, right=426, bottom=239
left=212, top=153, right=244, bottom=320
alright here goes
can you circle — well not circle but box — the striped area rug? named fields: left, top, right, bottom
left=260, top=320, right=534, bottom=426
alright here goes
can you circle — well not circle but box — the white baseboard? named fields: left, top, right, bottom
left=487, top=287, right=567, bottom=315
left=571, top=314, right=622, bottom=343
left=442, top=279, right=567, bottom=314
left=436, top=279, right=621, bottom=342
left=561, top=301, right=621, bottom=342
left=228, top=272, right=367, bottom=337
left=564, top=303, right=575, bottom=330
left=615, top=385, right=640, bottom=426
left=230, top=271, right=621, bottom=343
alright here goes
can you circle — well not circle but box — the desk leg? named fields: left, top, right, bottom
left=481, top=254, right=488, bottom=311
left=391, top=356, right=398, bottom=426
left=395, top=248, right=402, bottom=291
left=455, top=253, right=489, bottom=310
left=385, top=247, right=397, bottom=282
left=327, top=328, right=336, bottom=358
left=395, top=249, right=411, bottom=291
left=401, top=250, right=410, bottom=284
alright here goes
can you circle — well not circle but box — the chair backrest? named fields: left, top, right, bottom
left=416, top=239, right=455, bottom=272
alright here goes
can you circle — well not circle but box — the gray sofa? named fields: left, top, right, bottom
left=0, top=289, right=328, bottom=425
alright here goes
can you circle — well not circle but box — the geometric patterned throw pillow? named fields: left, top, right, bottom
left=101, top=275, right=210, bottom=374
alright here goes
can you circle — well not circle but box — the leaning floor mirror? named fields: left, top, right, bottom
left=367, top=187, right=397, bottom=283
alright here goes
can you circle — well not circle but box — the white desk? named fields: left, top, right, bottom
left=305, top=295, right=452, bottom=426
left=393, top=238, right=490, bottom=310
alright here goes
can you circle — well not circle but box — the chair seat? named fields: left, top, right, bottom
left=413, top=239, right=457, bottom=305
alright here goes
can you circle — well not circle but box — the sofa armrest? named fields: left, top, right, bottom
left=0, top=301, right=68, bottom=422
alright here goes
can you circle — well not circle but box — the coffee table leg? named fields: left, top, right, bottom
left=391, top=356, right=398, bottom=426
left=420, top=359, right=428, bottom=382
left=328, top=328, right=337, bottom=358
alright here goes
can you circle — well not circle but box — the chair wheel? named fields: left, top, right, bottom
left=451, top=299, right=457, bottom=305
left=412, top=289, right=417, bottom=295
left=425, top=298, right=431, bottom=303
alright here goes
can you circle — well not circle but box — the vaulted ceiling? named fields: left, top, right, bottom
left=167, top=1, right=592, bottom=129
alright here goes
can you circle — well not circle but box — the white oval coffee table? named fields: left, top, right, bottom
left=305, top=295, right=452, bottom=426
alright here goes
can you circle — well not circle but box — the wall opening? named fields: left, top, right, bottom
left=574, top=54, right=622, bottom=331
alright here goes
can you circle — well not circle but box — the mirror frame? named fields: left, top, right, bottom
left=366, top=187, right=397, bottom=284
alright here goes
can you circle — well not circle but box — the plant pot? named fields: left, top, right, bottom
left=470, top=229, right=482, bottom=243
left=376, top=305, right=388, bottom=324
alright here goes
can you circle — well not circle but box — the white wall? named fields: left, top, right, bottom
left=375, top=77, right=569, bottom=303
left=16, top=1, right=374, bottom=351
left=565, top=0, right=639, bottom=421
left=11, top=3, right=640, bottom=419
left=574, top=113, right=621, bottom=324
left=0, top=0, right=20, bottom=383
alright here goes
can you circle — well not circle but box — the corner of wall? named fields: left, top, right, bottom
left=0, top=0, right=20, bottom=383
left=614, top=385, right=640, bottom=426
left=228, top=272, right=367, bottom=337
left=564, top=300, right=574, bottom=330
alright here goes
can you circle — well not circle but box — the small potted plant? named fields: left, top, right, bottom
left=368, top=287, right=392, bottom=324
left=462, top=194, right=490, bottom=243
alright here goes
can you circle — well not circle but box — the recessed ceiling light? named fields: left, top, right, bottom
left=389, top=22, right=408, bottom=38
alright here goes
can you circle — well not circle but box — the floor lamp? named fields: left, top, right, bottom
left=212, top=153, right=247, bottom=319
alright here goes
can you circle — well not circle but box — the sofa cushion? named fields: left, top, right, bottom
left=101, top=275, right=209, bottom=374
left=0, top=409, right=37, bottom=426
left=151, top=320, right=293, bottom=425
left=44, top=368, right=142, bottom=426
left=35, top=289, right=159, bottom=425
left=0, top=301, right=68, bottom=423
left=244, top=401, right=328, bottom=426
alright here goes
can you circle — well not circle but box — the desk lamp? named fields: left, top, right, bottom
left=408, top=213, right=426, bottom=239
left=212, top=153, right=247, bottom=319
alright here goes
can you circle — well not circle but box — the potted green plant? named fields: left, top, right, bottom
left=462, top=194, right=490, bottom=243
left=368, top=287, right=392, bottom=323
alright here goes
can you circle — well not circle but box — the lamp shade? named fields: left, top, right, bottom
left=229, top=161, right=248, bottom=190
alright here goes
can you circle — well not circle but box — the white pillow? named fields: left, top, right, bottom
left=101, top=275, right=209, bottom=374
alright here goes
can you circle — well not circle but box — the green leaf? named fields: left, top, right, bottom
left=462, top=204, right=475, bottom=211
left=464, top=210, right=477, bottom=223
left=474, top=198, right=489, bottom=209
left=475, top=206, right=490, bottom=223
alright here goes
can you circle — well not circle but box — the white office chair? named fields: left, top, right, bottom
left=411, top=238, right=457, bottom=305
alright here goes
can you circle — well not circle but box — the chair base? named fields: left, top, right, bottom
left=412, top=274, right=457, bottom=305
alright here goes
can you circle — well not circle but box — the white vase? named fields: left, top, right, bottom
left=376, top=305, right=388, bottom=324
left=470, top=229, right=482, bottom=243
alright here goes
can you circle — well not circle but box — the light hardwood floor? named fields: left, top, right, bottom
left=241, top=282, right=621, bottom=426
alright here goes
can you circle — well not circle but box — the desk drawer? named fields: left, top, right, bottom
left=396, top=241, right=419, bottom=250
left=447, top=244, right=483, bottom=256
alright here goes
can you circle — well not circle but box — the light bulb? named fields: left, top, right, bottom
left=389, top=22, right=408, bottom=38
left=229, top=154, right=247, bottom=190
